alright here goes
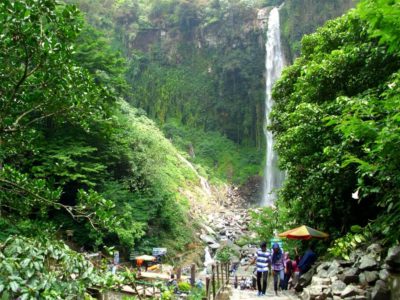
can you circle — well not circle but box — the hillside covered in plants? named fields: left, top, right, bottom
left=2, top=0, right=399, bottom=298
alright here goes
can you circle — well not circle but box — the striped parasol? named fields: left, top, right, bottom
left=278, top=225, right=329, bottom=240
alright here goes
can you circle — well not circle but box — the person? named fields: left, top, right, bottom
left=246, top=241, right=271, bottom=296
left=167, top=274, right=178, bottom=293
left=282, top=252, right=293, bottom=290
left=298, top=243, right=317, bottom=275
left=290, top=253, right=300, bottom=289
left=271, top=243, right=285, bottom=296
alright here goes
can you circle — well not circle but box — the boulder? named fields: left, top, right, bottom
left=317, top=262, right=331, bottom=273
left=379, top=268, right=389, bottom=281
left=308, top=285, right=325, bottom=299
left=299, top=288, right=310, bottom=300
left=200, top=234, right=217, bottom=245
left=359, top=271, right=378, bottom=285
left=326, top=260, right=341, bottom=277
left=367, top=244, right=383, bottom=257
left=371, top=279, right=391, bottom=300
left=331, top=280, right=347, bottom=295
left=209, top=243, right=220, bottom=250
left=311, top=276, right=331, bottom=286
left=359, top=255, right=378, bottom=271
left=338, top=259, right=355, bottom=267
left=340, top=267, right=359, bottom=284
left=385, top=245, right=400, bottom=272
left=340, top=285, right=362, bottom=298
left=299, top=267, right=316, bottom=288
left=200, top=223, right=216, bottom=236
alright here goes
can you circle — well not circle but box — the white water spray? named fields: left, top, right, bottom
left=262, top=7, right=285, bottom=207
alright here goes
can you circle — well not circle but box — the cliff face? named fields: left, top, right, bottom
left=70, top=0, right=356, bottom=147
left=280, top=0, right=356, bottom=61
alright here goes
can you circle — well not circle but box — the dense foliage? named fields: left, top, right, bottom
left=271, top=0, right=400, bottom=243
left=0, top=0, right=205, bottom=262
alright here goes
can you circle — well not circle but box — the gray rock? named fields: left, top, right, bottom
left=326, top=260, right=341, bottom=277
left=319, top=269, right=329, bottom=278
left=317, top=262, right=331, bottom=273
left=209, top=243, right=220, bottom=250
left=200, top=234, right=217, bottom=245
left=299, top=266, right=316, bottom=287
left=311, top=276, right=331, bottom=286
left=308, top=285, right=324, bottom=298
left=371, top=280, right=390, bottom=300
left=331, top=280, right=347, bottom=295
left=359, top=255, right=378, bottom=271
left=350, top=249, right=364, bottom=263
left=200, top=223, right=216, bottom=236
left=385, top=245, right=400, bottom=272
left=379, top=268, right=389, bottom=281
left=338, top=259, right=355, bottom=267
left=360, top=271, right=378, bottom=285
left=300, top=288, right=310, bottom=300
left=340, top=267, right=360, bottom=284
left=367, top=243, right=383, bottom=256
left=341, top=285, right=359, bottom=298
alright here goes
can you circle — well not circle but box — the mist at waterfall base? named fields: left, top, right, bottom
left=261, top=7, right=285, bottom=207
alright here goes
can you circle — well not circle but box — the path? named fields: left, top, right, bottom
left=229, top=264, right=299, bottom=300
left=231, top=288, right=298, bottom=300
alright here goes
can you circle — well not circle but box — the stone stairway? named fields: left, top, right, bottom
left=230, top=288, right=299, bottom=300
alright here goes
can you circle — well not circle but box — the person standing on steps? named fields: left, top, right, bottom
left=246, top=241, right=271, bottom=296
left=271, top=243, right=285, bottom=296
left=282, top=252, right=293, bottom=290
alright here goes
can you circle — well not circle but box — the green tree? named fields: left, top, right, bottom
left=271, top=0, right=400, bottom=243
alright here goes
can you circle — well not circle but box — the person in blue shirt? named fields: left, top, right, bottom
left=298, top=243, right=317, bottom=275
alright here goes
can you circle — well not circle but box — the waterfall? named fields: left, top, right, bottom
left=262, top=7, right=285, bottom=207
left=201, top=246, right=214, bottom=275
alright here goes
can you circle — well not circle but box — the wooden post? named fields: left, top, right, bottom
left=221, top=263, right=224, bottom=290
left=216, top=263, right=220, bottom=291
left=204, top=276, right=210, bottom=300
left=177, top=268, right=182, bottom=281
left=212, top=265, right=216, bottom=300
left=190, top=263, right=196, bottom=286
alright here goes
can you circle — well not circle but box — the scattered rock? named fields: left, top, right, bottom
left=378, top=268, right=389, bottom=281
left=359, top=271, right=378, bottom=285
left=200, top=234, right=217, bottom=245
left=340, top=267, right=360, bottom=284
left=331, top=280, right=347, bottom=295
left=385, top=245, right=400, bottom=272
left=359, top=255, right=378, bottom=271
left=371, top=280, right=390, bottom=300
left=341, top=285, right=360, bottom=298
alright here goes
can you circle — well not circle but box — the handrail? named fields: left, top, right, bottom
left=203, top=262, right=230, bottom=300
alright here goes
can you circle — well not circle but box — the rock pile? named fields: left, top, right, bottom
left=297, top=243, right=398, bottom=300
left=199, top=209, right=252, bottom=251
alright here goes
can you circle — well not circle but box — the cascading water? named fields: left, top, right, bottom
left=262, top=7, right=285, bottom=207
left=201, top=246, right=214, bottom=275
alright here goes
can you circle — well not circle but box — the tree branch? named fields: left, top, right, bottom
left=0, top=178, right=99, bottom=229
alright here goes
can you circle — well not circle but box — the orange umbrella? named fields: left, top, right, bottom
left=278, top=225, right=329, bottom=240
